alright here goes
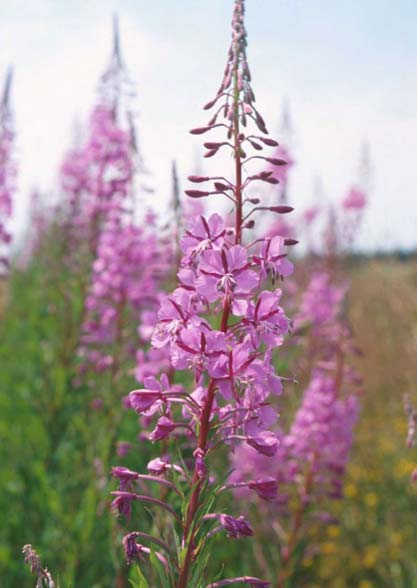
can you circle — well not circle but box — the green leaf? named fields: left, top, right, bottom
left=149, top=548, right=171, bottom=588
left=128, top=564, right=149, bottom=588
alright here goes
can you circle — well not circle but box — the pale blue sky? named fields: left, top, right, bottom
left=1, top=0, right=416, bottom=250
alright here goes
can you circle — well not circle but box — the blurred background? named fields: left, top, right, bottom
left=1, top=0, right=416, bottom=250
left=1, top=2, right=417, bottom=588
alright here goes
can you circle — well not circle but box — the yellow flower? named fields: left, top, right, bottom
left=345, top=482, right=358, bottom=497
left=379, top=437, right=397, bottom=454
left=394, top=459, right=415, bottom=478
left=349, top=464, right=362, bottom=479
left=321, top=541, right=337, bottom=555
left=358, top=581, right=373, bottom=588
left=364, top=492, right=378, bottom=507
left=394, top=417, right=407, bottom=435
left=362, top=546, right=379, bottom=568
left=390, top=532, right=403, bottom=546
left=326, top=525, right=340, bottom=538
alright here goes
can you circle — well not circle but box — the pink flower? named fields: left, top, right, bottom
left=254, top=236, right=293, bottom=282
left=211, top=341, right=256, bottom=399
left=342, top=186, right=366, bottom=210
left=112, top=466, right=139, bottom=491
left=129, top=389, right=162, bottom=415
left=171, top=327, right=227, bottom=379
left=243, top=289, right=290, bottom=347
left=152, top=289, right=203, bottom=349
left=181, top=213, right=226, bottom=257
left=129, top=374, right=173, bottom=415
left=218, top=514, right=253, bottom=538
left=197, top=245, right=258, bottom=302
left=246, top=431, right=279, bottom=457
left=149, top=416, right=176, bottom=441
left=248, top=479, right=278, bottom=501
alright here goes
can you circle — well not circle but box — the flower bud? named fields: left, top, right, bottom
left=188, top=175, right=210, bottom=183
left=266, top=157, right=287, bottom=166
left=185, top=190, right=211, bottom=198
left=259, top=137, right=279, bottom=147
left=269, top=206, right=294, bottom=214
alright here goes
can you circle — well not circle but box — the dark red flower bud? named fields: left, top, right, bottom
left=248, top=140, right=263, bottom=151
left=204, top=148, right=219, bottom=158
left=188, top=175, right=210, bottom=183
left=214, top=182, right=230, bottom=192
left=185, top=190, right=211, bottom=198
left=266, top=157, right=287, bottom=166
left=190, top=126, right=211, bottom=135
left=259, top=137, right=279, bottom=147
left=270, top=206, right=294, bottom=214
left=204, top=142, right=227, bottom=149
left=255, top=112, right=267, bottom=133
left=284, top=238, right=299, bottom=246
left=208, top=113, right=218, bottom=126
left=190, top=123, right=223, bottom=135
left=203, top=98, right=218, bottom=110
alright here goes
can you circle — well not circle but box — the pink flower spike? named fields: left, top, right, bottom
left=149, top=416, right=176, bottom=441
left=218, top=514, right=254, bottom=538
left=246, top=431, right=279, bottom=457
left=248, top=478, right=278, bottom=501
left=129, top=390, right=162, bottom=414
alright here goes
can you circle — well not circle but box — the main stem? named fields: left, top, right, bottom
left=177, top=57, right=242, bottom=588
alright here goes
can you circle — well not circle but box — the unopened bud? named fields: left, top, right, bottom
left=259, top=137, right=279, bottom=147
left=204, top=148, right=218, bottom=158
left=185, top=190, right=211, bottom=198
left=188, top=175, right=210, bottom=183
left=270, top=206, right=294, bottom=214
left=266, top=157, right=287, bottom=166
left=214, top=182, right=230, bottom=192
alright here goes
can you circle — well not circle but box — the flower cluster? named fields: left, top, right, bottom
left=340, top=185, right=367, bottom=248
left=230, top=260, right=361, bottom=586
left=78, top=210, right=165, bottom=379
left=295, top=271, right=347, bottom=359
left=0, top=68, right=16, bottom=276
left=404, top=395, right=417, bottom=482
left=112, top=2, right=295, bottom=586
left=286, top=368, right=359, bottom=498
left=82, top=105, right=134, bottom=251
left=76, top=19, right=163, bottom=383
left=58, top=18, right=136, bottom=263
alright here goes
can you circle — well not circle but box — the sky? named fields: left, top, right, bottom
left=1, top=0, right=416, bottom=251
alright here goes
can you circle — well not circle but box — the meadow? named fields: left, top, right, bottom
left=0, top=2, right=416, bottom=587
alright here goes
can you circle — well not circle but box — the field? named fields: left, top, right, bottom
left=1, top=255, right=416, bottom=587
left=0, top=2, right=415, bottom=587
left=317, top=257, right=417, bottom=587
